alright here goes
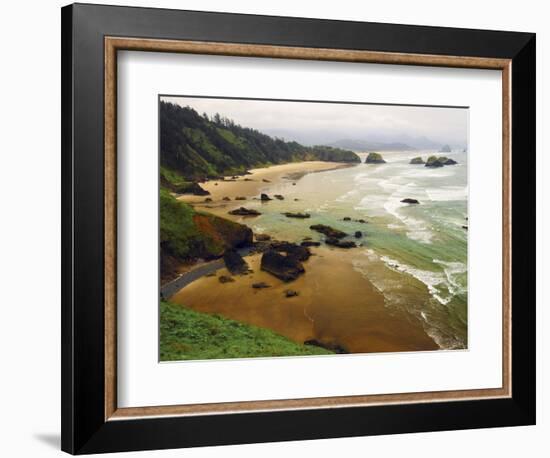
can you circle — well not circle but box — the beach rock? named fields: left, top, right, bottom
left=274, top=194, right=284, bottom=200
left=262, top=179, right=271, bottom=183
left=356, top=219, right=367, bottom=224
left=354, top=231, right=362, bottom=238
left=214, top=183, right=218, bottom=186
left=260, top=193, right=272, bottom=201
left=310, top=224, right=347, bottom=239
left=425, top=156, right=445, bottom=168
left=292, top=183, right=297, bottom=186
left=462, top=225, right=468, bottom=230
left=440, top=144, right=452, bottom=153
left=203, top=197, right=212, bottom=203
left=235, top=196, right=247, bottom=200
left=223, top=249, right=248, bottom=275
left=270, top=241, right=311, bottom=262
left=304, top=339, right=348, bottom=354
left=365, top=152, right=386, bottom=164
left=244, top=178, right=254, bottom=182
left=285, top=289, right=299, bottom=298
left=294, top=198, right=299, bottom=201
left=222, top=196, right=231, bottom=201
left=444, top=158, right=458, bottom=165
left=252, top=282, right=270, bottom=289
left=173, top=182, right=210, bottom=196
left=255, top=233, right=272, bottom=242
left=343, top=217, right=351, bottom=221
left=260, top=249, right=305, bottom=282
left=325, top=238, right=357, bottom=248
left=301, top=241, right=321, bottom=247
left=401, top=198, right=420, bottom=204
left=282, top=212, right=311, bottom=219
left=218, top=275, right=235, bottom=284
left=228, top=207, right=261, bottom=216
left=410, top=157, right=425, bottom=164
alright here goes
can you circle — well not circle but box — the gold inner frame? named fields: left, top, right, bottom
left=104, top=37, right=512, bottom=421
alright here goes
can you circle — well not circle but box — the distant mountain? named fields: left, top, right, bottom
left=327, top=139, right=416, bottom=152
left=160, top=102, right=361, bottom=182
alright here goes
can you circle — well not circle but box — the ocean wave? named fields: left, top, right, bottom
left=379, top=254, right=452, bottom=305
left=425, top=186, right=468, bottom=202
left=383, top=198, right=434, bottom=244
left=352, top=250, right=467, bottom=350
left=433, top=259, right=467, bottom=296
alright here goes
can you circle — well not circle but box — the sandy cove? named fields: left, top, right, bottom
left=177, top=161, right=352, bottom=216
left=171, top=248, right=438, bottom=354
left=171, top=160, right=439, bottom=353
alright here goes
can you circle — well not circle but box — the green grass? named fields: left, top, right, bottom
left=160, top=188, right=203, bottom=259
left=160, top=301, right=333, bottom=361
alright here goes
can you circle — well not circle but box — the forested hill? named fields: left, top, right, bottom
left=160, top=101, right=360, bottom=181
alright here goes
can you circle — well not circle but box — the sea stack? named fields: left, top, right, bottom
left=439, top=144, right=451, bottom=153
left=409, top=157, right=425, bottom=164
left=365, top=152, right=386, bottom=164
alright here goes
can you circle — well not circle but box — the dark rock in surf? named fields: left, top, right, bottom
left=260, top=249, right=305, bottom=282
left=252, top=282, right=270, bottom=289
left=228, top=207, right=261, bottom=216
left=410, top=157, right=425, bottom=164
left=274, top=194, right=284, bottom=200
left=425, top=156, right=445, bottom=168
left=354, top=231, right=362, bottom=238
left=310, top=224, right=347, bottom=239
left=223, top=249, right=248, bottom=275
left=269, top=241, right=311, bottom=262
left=301, top=241, right=321, bottom=247
left=260, top=193, right=272, bottom=201
left=282, top=212, right=311, bottom=219
left=401, top=198, right=420, bottom=204
left=365, top=152, right=386, bottom=164
left=325, top=238, right=357, bottom=248
left=255, top=233, right=272, bottom=242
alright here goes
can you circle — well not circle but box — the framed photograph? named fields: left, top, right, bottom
left=61, top=3, right=536, bottom=454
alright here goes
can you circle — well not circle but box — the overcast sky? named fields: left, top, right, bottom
left=161, top=96, right=468, bottom=148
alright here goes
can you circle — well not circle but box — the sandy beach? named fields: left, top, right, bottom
left=170, top=248, right=438, bottom=353
left=168, top=158, right=464, bottom=353
left=178, top=161, right=353, bottom=217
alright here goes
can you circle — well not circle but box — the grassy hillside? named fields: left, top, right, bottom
left=160, top=301, right=333, bottom=361
left=160, top=101, right=360, bottom=182
left=160, top=189, right=252, bottom=280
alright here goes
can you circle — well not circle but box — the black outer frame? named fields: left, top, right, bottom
left=61, top=3, right=536, bottom=454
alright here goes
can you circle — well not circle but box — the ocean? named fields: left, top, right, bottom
left=239, top=150, right=468, bottom=350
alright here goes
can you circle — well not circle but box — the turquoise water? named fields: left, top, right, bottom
left=233, top=151, right=468, bottom=349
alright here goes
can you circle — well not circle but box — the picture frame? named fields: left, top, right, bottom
left=61, top=3, right=536, bottom=454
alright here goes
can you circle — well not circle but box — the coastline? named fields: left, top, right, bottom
left=170, top=248, right=438, bottom=353
left=166, top=158, right=451, bottom=354
left=177, top=161, right=354, bottom=216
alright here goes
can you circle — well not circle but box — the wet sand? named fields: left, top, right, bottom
left=170, top=248, right=438, bottom=354
left=178, top=161, right=352, bottom=217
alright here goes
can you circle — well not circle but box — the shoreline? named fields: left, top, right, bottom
left=166, top=158, right=448, bottom=353
left=177, top=160, right=355, bottom=216
left=170, top=248, right=439, bottom=354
